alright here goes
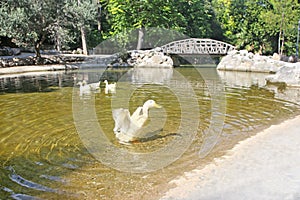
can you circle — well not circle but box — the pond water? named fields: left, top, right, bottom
left=0, top=67, right=299, bottom=199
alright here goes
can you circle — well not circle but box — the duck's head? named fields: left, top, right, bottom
left=104, top=80, right=108, bottom=84
left=143, top=100, right=162, bottom=109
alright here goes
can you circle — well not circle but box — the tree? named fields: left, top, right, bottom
left=0, top=0, right=97, bottom=58
left=64, top=0, right=97, bottom=55
left=262, top=0, right=300, bottom=55
left=173, top=0, right=222, bottom=39
left=0, top=0, right=59, bottom=58
left=212, top=0, right=300, bottom=55
left=99, top=0, right=221, bottom=50
left=99, top=0, right=186, bottom=49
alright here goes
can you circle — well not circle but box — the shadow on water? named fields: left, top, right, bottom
left=0, top=69, right=130, bottom=94
left=0, top=72, right=75, bottom=94
left=137, top=131, right=182, bottom=143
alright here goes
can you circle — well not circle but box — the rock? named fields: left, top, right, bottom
left=130, top=50, right=173, bottom=68
left=266, top=63, right=300, bottom=87
left=0, top=54, right=86, bottom=68
left=288, top=55, right=297, bottom=63
left=11, top=48, right=21, bottom=55
left=227, top=50, right=238, bottom=56
left=217, top=50, right=287, bottom=73
left=104, top=49, right=173, bottom=68
left=72, top=48, right=83, bottom=54
left=239, top=50, right=248, bottom=56
left=272, top=53, right=280, bottom=61
left=0, top=49, right=7, bottom=56
left=0, top=46, right=21, bottom=56
left=280, top=55, right=298, bottom=63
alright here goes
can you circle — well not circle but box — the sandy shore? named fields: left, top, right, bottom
left=0, top=64, right=70, bottom=75
left=161, top=115, right=300, bottom=200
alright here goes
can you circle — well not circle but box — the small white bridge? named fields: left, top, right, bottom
left=160, top=38, right=236, bottom=55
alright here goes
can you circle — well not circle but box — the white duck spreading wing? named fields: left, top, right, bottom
left=112, top=100, right=161, bottom=143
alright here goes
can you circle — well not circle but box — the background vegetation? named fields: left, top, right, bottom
left=0, top=0, right=299, bottom=57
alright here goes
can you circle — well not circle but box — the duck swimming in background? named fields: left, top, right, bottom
left=77, top=80, right=101, bottom=97
left=112, top=100, right=162, bottom=143
left=104, top=80, right=116, bottom=94
left=87, top=81, right=101, bottom=91
left=77, top=80, right=91, bottom=97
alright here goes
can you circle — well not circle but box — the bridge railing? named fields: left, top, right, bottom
left=160, top=38, right=236, bottom=55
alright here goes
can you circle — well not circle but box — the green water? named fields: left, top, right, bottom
left=0, top=68, right=299, bottom=199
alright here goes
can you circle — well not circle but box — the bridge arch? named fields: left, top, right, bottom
left=159, top=38, right=236, bottom=55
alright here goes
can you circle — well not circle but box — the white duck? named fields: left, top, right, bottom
left=88, top=81, right=101, bottom=91
left=104, top=80, right=116, bottom=94
left=77, top=80, right=91, bottom=97
left=77, top=80, right=101, bottom=96
left=112, top=100, right=162, bottom=143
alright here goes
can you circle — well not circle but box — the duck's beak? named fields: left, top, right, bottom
left=154, top=103, right=162, bottom=108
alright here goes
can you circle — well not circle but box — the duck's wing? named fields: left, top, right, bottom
left=112, top=108, right=130, bottom=132
left=112, top=108, right=140, bottom=141
left=112, top=108, right=137, bottom=134
left=130, top=106, right=146, bottom=127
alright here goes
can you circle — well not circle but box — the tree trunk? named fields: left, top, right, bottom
left=80, top=26, right=88, bottom=55
left=34, top=34, right=46, bottom=61
left=280, top=30, right=285, bottom=55
left=97, top=3, right=102, bottom=31
left=34, top=42, right=43, bottom=64
left=35, top=43, right=41, bottom=59
left=278, top=12, right=284, bottom=55
left=56, top=29, right=61, bottom=52
left=136, top=28, right=144, bottom=50
left=78, top=0, right=88, bottom=55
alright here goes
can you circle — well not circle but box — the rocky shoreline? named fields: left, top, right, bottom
left=217, top=50, right=300, bottom=87
left=1, top=49, right=300, bottom=87
left=0, top=54, right=86, bottom=68
left=0, top=49, right=173, bottom=73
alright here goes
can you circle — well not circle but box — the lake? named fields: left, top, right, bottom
left=0, top=66, right=299, bottom=199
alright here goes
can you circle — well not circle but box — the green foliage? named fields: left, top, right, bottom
left=173, top=0, right=220, bottom=39
left=1, top=0, right=300, bottom=56
left=100, top=0, right=186, bottom=36
left=98, top=0, right=219, bottom=49
left=0, top=0, right=57, bottom=55
left=212, top=0, right=300, bottom=55
left=0, top=0, right=97, bottom=57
